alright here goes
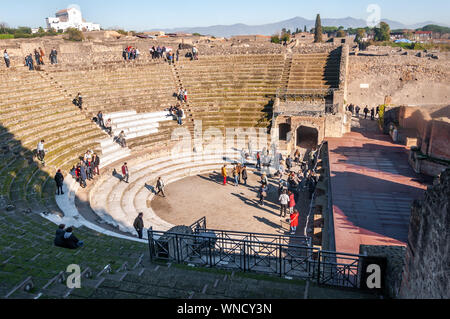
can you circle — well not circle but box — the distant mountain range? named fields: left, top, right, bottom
left=149, top=16, right=449, bottom=38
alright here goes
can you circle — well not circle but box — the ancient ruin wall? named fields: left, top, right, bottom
left=347, top=54, right=450, bottom=108
left=399, top=168, right=449, bottom=299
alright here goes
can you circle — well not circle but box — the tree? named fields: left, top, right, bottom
left=304, top=25, right=307, bottom=32
left=374, top=22, right=390, bottom=41
left=271, top=34, right=280, bottom=44
left=336, top=30, right=346, bottom=38
left=355, top=28, right=366, bottom=43
left=281, top=32, right=291, bottom=43
left=314, top=14, right=323, bottom=43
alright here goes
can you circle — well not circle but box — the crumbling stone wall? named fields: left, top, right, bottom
left=346, top=53, right=450, bottom=108
left=399, top=168, right=449, bottom=299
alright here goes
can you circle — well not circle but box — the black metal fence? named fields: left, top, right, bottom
left=147, top=223, right=363, bottom=289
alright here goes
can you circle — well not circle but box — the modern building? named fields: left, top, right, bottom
left=46, top=7, right=100, bottom=32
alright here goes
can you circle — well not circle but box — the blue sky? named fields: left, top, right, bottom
left=1, top=0, right=449, bottom=30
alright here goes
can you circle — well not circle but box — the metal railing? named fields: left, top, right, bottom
left=147, top=222, right=363, bottom=288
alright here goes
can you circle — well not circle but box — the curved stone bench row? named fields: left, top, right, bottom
left=89, top=150, right=253, bottom=237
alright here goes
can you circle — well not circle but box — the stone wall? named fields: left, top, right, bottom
left=399, top=168, right=449, bottom=299
left=428, top=119, right=450, bottom=161
left=346, top=54, right=450, bottom=108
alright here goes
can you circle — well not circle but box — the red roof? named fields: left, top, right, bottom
left=415, top=31, right=432, bottom=34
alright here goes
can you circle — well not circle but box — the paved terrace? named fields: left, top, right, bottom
left=326, top=117, right=429, bottom=255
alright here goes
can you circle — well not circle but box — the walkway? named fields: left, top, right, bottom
left=326, top=117, right=429, bottom=254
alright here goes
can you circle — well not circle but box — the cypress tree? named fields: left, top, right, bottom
left=314, top=14, right=323, bottom=43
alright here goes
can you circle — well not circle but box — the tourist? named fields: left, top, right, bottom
left=176, top=49, right=180, bottom=62
left=50, top=48, right=58, bottom=64
left=39, top=47, right=45, bottom=65
left=177, top=107, right=184, bottom=126
left=122, top=48, right=127, bottom=60
left=371, top=108, right=375, bottom=121
left=92, top=153, right=100, bottom=176
left=241, top=165, right=248, bottom=186
left=79, top=163, right=87, bottom=188
left=232, top=165, right=239, bottom=187
left=261, top=173, right=268, bottom=187
left=286, top=155, right=293, bottom=172
left=364, top=106, right=369, bottom=119
left=36, top=140, right=45, bottom=164
left=178, top=87, right=184, bottom=102
left=183, top=89, right=188, bottom=103
left=63, top=227, right=84, bottom=249
left=76, top=93, right=83, bottom=110
left=279, top=190, right=289, bottom=218
left=34, top=49, right=41, bottom=66
left=256, top=152, right=261, bottom=170
left=133, top=213, right=144, bottom=239
left=135, top=48, right=140, bottom=59
left=258, top=184, right=268, bottom=206
left=4, top=50, right=10, bottom=68
left=290, top=209, right=300, bottom=235
left=355, top=105, right=361, bottom=117
left=118, top=131, right=127, bottom=148
left=54, top=169, right=64, bottom=195
left=26, top=54, right=34, bottom=70
left=221, top=164, right=228, bottom=186
left=156, top=177, right=166, bottom=197
left=86, top=159, right=93, bottom=181
left=288, top=191, right=296, bottom=215
left=294, top=149, right=301, bottom=163
left=97, top=111, right=104, bottom=128
left=376, top=106, right=380, bottom=118
left=104, top=119, right=112, bottom=136
left=54, top=224, right=66, bottom=248
left=122, top=162, right=129, bottom=183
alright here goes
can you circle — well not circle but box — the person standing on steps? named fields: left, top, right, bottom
left=155, top=177, right=166, bottom=197
left=133, top=213, right=144, bottom=239
left=355, top=105, right=361, bottom=118
left=122, top=162, right=129, bottom=183
left=288, top=191, right=296, bottom=215
left=93, top=153, right=100, bottom=176
left=241, top=165, right=248, bottom=186
left=290, top=209, right=300, bottom=235
left=279, top=190, right=289, bottom=218
left=54, top=169, right=64, bottom=195
left=50, top=48, right=58, bottom=65
left=4, top=50, right=10, bottom=68
left=183, top=88, right=188, bottom=103
left=221, top=164, right=228, bottom=186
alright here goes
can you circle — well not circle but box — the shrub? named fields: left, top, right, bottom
left=0, top=34, right=14, bottom=39
left=65, top=28, right=84, bottom=41
left=271, top=35, right=280, bottom=44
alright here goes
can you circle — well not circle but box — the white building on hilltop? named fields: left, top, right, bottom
left=46, top=7, right=101, bottom=32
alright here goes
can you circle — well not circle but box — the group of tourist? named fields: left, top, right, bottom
left=347, top=104, right=380, bottom=121
left=168, top=105, right=185, bottom=126
left=218, top=144, right=320, bottom=235
left=122, top=46, right=140, bottom=60
left=70, top=150, right=101, bottom=188
left=177, top=87, right=188, bottom=103
left=23, top=47, right=58, bottom=70
left=72, top=93, right=83, bottom=110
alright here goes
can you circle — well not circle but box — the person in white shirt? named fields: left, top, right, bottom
left=4, top=50, right=10, bottom=68
left=37, top=140, right=45, bottom=163
left=279, top=190, right=289, bottom=218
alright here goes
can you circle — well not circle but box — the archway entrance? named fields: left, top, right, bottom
left=279, top=123, right=291, bottom=141
left=296, top=126, right=319, bottom=149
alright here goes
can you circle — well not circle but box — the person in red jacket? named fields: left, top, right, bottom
left=290, top=209, right=299, bottom=235
left=122, top=162, right=129, bottom=183
left=288, top=191, right=296, bottom=215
